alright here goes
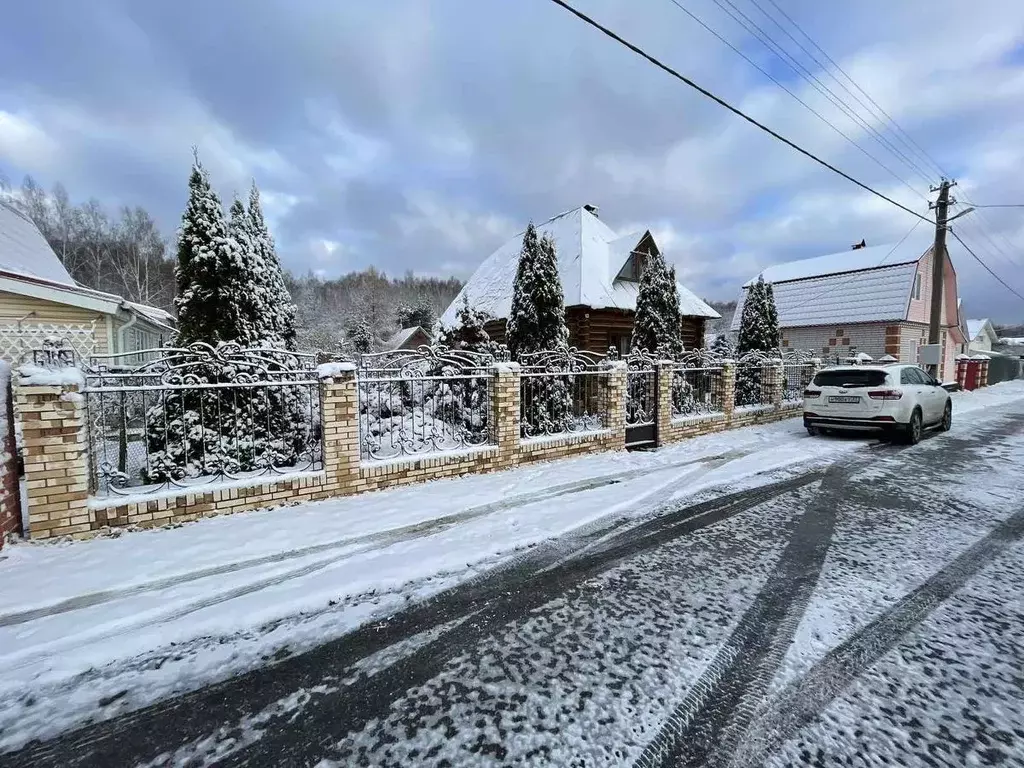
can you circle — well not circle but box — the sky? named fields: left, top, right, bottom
left=0, top=0, right=1023, bottom=322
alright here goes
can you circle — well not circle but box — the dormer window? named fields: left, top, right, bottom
left=616, top=250, right=648, bottom=282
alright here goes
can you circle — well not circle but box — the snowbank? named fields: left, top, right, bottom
left=15, top=364, right=86, bottom=388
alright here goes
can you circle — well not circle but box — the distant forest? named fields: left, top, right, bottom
left=0, top=175, right=463, bottom=352
left=0, top=173, right=740, bottom=352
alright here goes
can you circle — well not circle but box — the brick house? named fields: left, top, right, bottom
left=731, top=233, right=965, bottom=381
left=440, top=205, right=719, bottom=355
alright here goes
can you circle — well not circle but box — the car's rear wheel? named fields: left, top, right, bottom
left=806, top=426, right=818, bottom=436
left=940, top=401, right=952, bottom=432
left=904, top=408, right=923, bottom=445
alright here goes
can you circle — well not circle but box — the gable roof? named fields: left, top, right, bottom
left=440, top=206, right=719, bottom=326
left=745, top=232, right=934, bottom=287
left=0, top=201, right=77, bottom=284
left=730, top=233, right=942, bottom=331
left=0, top=201, right=173, bottom=329
left=731, top=262, right=920, bottom=330
left=967, top=318, right=996, bottom=341
left=383, top=326, right=430, bottom=350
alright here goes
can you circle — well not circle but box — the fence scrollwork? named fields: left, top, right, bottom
left=82, top=343, right=322, bottom=497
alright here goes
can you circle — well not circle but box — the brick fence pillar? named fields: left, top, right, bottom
left=978, top=359, right=990, bottom=388
left=600, top=361, right=628, bottom=447
left=767, top=359, right=784, bottom=411
left=721, top=360, right=737, bottom=425
left=16, top=381, right=91, bottom=539
left=319, top=366, right=361, bottom=497
left=655, top=361, right=673, bottom=447
left=492, top=363, right=521, bottom=467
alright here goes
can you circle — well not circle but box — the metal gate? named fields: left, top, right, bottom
left=625, top=350, right=658, bottom=449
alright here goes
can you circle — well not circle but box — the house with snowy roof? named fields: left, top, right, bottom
left=382, top=325, right=432, bottom=351
left=965, top=318, right=998, bottom=352
left=440, top=205, right=719, bottom=356
left=730, top=232, right=965, bottom=380
left=0, top=201, right=174, bottom=364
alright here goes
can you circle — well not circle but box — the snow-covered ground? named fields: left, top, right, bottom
left=1, top=380, right=1023, bottom=753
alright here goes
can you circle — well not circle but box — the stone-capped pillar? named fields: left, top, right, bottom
left=16, top=380, right=91, bottom=539
left=319, top=364, right=361, bottom=496
left=955, top=355, right=969, bottom=390
left=721, top=360, right=737, bottom=423
left=600, top=360, right=628, bottom=446
left=978, top=358, right=990, bottom=388
left=491, top=363, right=521, bottom=467
left=655, top=361, right=674, bottom=447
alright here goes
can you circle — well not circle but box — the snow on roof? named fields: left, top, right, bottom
left=745, top=231, right=933, bottom=286
left=440, top=207, right=719, bottom=326
left=0, top=201, right=77, bottom=285
left=383, top=326, right=429, bottom=350
left=966, top=318, right=993, bottom=341
left=731, top=262, right=918, bottom=331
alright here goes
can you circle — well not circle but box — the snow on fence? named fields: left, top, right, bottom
left=671, top=350, right=725, bottom=420
left=518, top=347, right=610, bottom=440
left=356, top=345, right=496, bottom=461
left=81, top=342, right=323, bottom=497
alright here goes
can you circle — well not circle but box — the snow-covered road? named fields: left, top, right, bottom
left=2, top=381, right=1024, bottom=765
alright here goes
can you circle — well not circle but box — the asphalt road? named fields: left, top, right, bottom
left=5, top=406, right=1024, bottom=768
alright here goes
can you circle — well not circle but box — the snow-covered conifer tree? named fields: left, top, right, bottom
left=734, top=276, right=781, bottom=405
left=437, top=295, right=493, bottom=354
left=506, top=224, right=567, bottom=359
left=632, top=251, right=683, bottom=359
left=710, top=333, right=734, bottom=360
left=247, top=182, right=297, bottom=349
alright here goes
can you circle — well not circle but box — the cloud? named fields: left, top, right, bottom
left=0, top=0, right=1022, bottom=320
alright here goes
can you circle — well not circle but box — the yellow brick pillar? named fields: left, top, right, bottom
left=16, top=380, right=91, bottom=539
left=767, top=359, right=784, bottom=411
left=600, top=360, right=628, bottom=448
left=319, top=364, right=361, bottom=496
left=655, top=361, right=674, bottom=447
left=721, top=360, right=737, bottom=425
left=491, top=363, right=521, bottom=468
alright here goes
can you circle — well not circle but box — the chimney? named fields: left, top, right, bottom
left=851, top=239, right=866, bottom=250
left=583, top=204, right=599, bottom=218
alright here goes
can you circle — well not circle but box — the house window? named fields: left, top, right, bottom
left=616, top=251, right=647, bottom=282
left=912, top=272, right=922, bottom=300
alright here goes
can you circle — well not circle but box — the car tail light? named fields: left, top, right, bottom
left=804, top=389, right=821, bottom=398
left=868, top=389, right=903, bottom=400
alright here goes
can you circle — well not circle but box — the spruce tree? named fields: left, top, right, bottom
left=710, top=333, right=734, bottom=360
left=174, top=159, right=253, bottom=346
left=438, top=295, right=493, bottom=354
left=247, top=182, right=298, bottom=349
left=397, top=296, right=435, bottom=330
left=631, top=252, right=684, bottom=359
left=506, top=224, right=568, bottom=359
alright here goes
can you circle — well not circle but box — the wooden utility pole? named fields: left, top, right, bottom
left=926, top=179, right=954, bottom=378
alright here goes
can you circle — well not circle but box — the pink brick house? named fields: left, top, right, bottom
left=731, top=233, right=966, bottom=381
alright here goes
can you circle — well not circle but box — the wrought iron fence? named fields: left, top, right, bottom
left=82, top=343, right=322, bottom=497
left=357, top=345, right=495, bottom=461
left=734, top=351, right=778, bottom=408
left=625, top=348, right=657, bottom=430
left=781, top=350, right=816, bottom=402
left=671, top=350, right=725, bottom=419
left=519, top=347, right=609, bottom=439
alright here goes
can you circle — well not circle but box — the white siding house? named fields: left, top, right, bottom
left=731, top=233, right=966, bottom=380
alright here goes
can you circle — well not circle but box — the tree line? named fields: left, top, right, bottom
left=0, top=173, right=463, bottom=352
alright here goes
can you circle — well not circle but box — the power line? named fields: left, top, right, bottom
left=659, top=0, right=926, bottom=202
left=949, top=228, right=1024, bottom=303
left=954, top=215, right=1023, bottom=272
left=758, top=0, right=950, bottom=181
left=970, top=204, right=1024, bottom=209
left=707, top=0, right=936, bottom=187
left=782, top=219, right=925, bottom=315
left=544, top=0, right=933, bottom=224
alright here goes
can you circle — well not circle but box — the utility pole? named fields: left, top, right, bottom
left=926, top=179, right=955, bottom=378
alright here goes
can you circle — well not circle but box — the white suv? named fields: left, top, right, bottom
left=803, top=364, right=952, bottom=444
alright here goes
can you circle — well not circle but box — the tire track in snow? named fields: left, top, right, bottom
left=727, top=504, right=1024, bottom=768
left=631, top=462, right=858, bottom=768
left=3, top=471, right=823, bottom=767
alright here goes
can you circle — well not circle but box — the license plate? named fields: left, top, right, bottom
left=828, top=396, right=860, bottom=404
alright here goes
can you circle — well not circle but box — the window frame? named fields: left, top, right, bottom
left=912, top=272, right=922, bottom=300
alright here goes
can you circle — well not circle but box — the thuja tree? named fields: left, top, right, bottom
left=506, top=224, right=574, bottom=436
left=631, top=250, right=683, bottom=359
left=734, top=276, right=781, bottom=406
